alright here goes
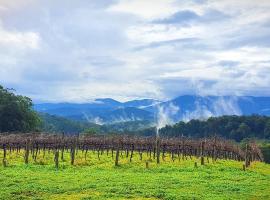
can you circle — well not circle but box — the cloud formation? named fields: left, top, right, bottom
left=0, top=0, right=270, bottom=102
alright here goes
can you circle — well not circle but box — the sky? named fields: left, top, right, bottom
left=0, top=0, right=270, bottom=103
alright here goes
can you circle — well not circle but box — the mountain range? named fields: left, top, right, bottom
left=34, top=95, right=270, bottom=124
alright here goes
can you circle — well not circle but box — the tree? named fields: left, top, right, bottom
left=234, top=123, right=251, bottom=141
left=0, top=85, right=40, bottom=132
left=264, top=120, right=270, bottom=138
left=83, top=127, right=99, bottom=135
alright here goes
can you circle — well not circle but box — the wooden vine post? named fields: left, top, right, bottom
left=115, top=146, right=120, bottom=166
left=2, top=144, right=7, bottom=167
left=213, top=136, right=217, bottom=162
left=244, top=144, right=250, bottom=168
left=70, top=139, right=76, bottom=165
left=156, top=129, right=161, bottom=164
left=61, top=133, right=65, bottom=161
left=200, top=140, right=205, bottom=165
left=54, top=150, right=59, bottom=169
left=24, top=139, right=30, bottom=164
left=129, top=144, right=134, bottom=162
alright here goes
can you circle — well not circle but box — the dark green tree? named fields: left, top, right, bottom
left=0, top=85, right=40, bottom=132
left=236, top=122, right=251, bottom=141
left=83, top=127, right=99, bottom=135
left=264, top=120, right=270, bottom=138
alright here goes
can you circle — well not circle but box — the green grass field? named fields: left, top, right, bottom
left=0, top=150, right=269, bottom=200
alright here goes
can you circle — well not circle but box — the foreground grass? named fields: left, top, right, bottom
left=0, top=150, right=269, bottom=200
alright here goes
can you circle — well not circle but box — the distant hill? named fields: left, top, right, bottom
left=105, top=107, right=154, bottom=122
left=34, top=96, right=270, bottom=124
left=39, top=113, right=153, bottom=134
left=34, top=98, right=157, bottom=123
left=39, top=113, right=100, bottom=134
left=123, top=99, right=160, bottom=108
left=148, top=96, right=270, bottom=122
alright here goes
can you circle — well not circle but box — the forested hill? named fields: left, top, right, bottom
left=39, top=113, right=153, bottom=135
left=159, top=115, right=270, bottom=141
left=39, top=113, right=99, bottom=134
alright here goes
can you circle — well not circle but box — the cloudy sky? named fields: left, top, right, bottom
left=0, top=0, right=270, bottom=102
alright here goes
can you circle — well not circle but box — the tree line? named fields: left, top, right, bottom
left=158, top=115, right=270, bottom=141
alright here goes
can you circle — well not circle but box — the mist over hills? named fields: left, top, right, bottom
left=34, top=95, right=270, bottom=125
left=34, top=98, right=158, bottom=124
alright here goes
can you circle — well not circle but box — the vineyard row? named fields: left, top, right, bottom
left=0, top=134, right=263, bottom=169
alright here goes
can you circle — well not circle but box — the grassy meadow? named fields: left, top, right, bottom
left=0, top=150, right=269, bottom=200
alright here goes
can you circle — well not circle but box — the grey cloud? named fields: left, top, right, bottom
left=227, top=34, right=270, bottom=48
left=85, top=56, right=125, bottom=68
left=218, top=60, right=240, bottom=67
left=21, top=64, right=77, bottom=82
left=153, top=10, right=199, bottom=25
left=201, top=9, right=230, bottom=22
left=155, top=77, right=218, bottom=98
left=153, top=9, right=229, bottom=25
left=133, top=38, right=200, bottom=50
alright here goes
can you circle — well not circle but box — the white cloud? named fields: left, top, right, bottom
left=108, top=0, right=178, bottom=19
left=0, top=28, right=40, bottom=49
left=214, top=47, right=270, bottom=63
left=127, top=24, right=204, bottom=45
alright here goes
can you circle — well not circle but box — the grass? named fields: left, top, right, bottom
left=0, top=150, right=269, bottom=200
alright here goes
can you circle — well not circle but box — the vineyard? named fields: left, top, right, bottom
left=0, top=133, right=263, bottom=169
left=0, top=133, right=269, bottom=199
